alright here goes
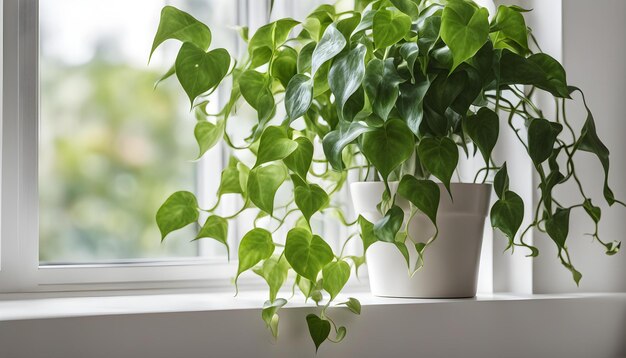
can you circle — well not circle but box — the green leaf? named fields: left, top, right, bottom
left=440, top=0, right=490, bottom=71
left=261, top=298, right=287, bottom=338
left=490, top=5, right=529, bottom=55
left=417, top=14, right=442, bottom=61
left=363, top=58, right=405, bottom=120
left=239, top=70, right=270, bottom=110
left=247, top=164, right=288, bottom=215
left=389, top=0, right=419, bottom=18
left=156, top=191, right=199, bottom=241
left=194, top=119, right=225, bottom=159
left=527, top=118, right=562, bottom=165
left=465, top=107, right=499, bottom=164
left=336, top=326, right=347, bottom=342
left=322, top=260, right=351, bottom=300
left=493, top=163, right=509, bottom=200
left=150, top=6, right=211, bottom=60
left=311, top=24, right=347, bottom=76
left=353, top=9, right=376, bottom=35
left=259, top=256, right=290, bottom=302
left=323, top=121, right=375, bottom=170
left=285, top=74, right=313, bottom=121
left=361, top=119, right=415, bottom=180
left=236, top=228, right=275, bottom=283
left=397, top=77, right=431, bottom=136
left=248, top=18, right=300, bottom=56
left=195, top=215, right=229, bottom=255
left=283, top=137, right=313, bottom=180
left=499, top=51, right=570, bottom=98
left=218, top=157, right=244, bottom=196
left=284, top=228, right=334, bottom=281
left=295, top=183, right=329, bottom=223
left=571, top=86, right=617, bottom=205
left=336, top=14, right=362, bottom=39
left=490, top=190, right=524, bottom=244
left=358, top=215, right=377, bottom=253
left=417, top=137, right=459, bottom=193
left=175, top=45, right=230, bottom=106
left=338, top=297, right=361, bottom=315
left=329, top=44, right=367, bottom=119
left=545, top=208, right=571, bottom=249
left=583, top=199, right=601, bottom=224
left=255, top=126, right=298, bottom=167
left=373, top=9, right=412, bottom=49
left=297, top=42, right=316, bottom=73
left=373, top=205, right=404, bottom=243
left=306, top=314, right=331, bottom=352
left=397, top=176, right=440, bottom=226
left=271, top=47, right=298, bottom=88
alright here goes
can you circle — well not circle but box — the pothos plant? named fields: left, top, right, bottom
left=151, top=0, right=622, bottom=351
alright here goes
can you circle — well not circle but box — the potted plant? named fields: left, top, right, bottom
left=151, top=0, right=622, bottom=351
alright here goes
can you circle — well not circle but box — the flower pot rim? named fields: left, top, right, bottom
left=350, top=181, right=492, bottom=189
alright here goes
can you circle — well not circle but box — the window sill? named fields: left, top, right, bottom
left=1, top=291, right=625, bottom=358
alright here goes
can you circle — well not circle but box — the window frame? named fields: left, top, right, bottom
left=0, top=0, right=275, bottom=293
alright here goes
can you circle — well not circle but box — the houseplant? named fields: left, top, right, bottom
left=151, top=0, right=622, bottom=350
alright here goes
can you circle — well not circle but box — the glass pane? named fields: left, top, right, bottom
left=39, top=0, right=236, bottom=263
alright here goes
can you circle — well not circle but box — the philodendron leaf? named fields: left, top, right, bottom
left=271, top=47, right=298, bottom=88
left=236, top=228, right=275, bottom=283
left=417, top=137, right=459, bottom=193
left=397, top=176, right=440, bottom=226
left=258, top=256, right=290, bottom=302
left=361, top=119, right=415, bottom=180
left=527, top=118, right=562, bottom=165
left=336, top=13, right=362, bottom=39
left=499, top=51, right=570, bottom=98
left=194, top=119, right=225, bottom=159
left=390, top=0, right=419, bottom=19
left=363, top=58, right=405, bottom=120
left=284, top=228, right=334, bottom=282
left=195, top=215, right=229, bottom=255
left=373, top=205, right=404, bottom=243
left=261, top=298, right=287, bottom=338
left=338, top=297, right=361, bottom=315
left=306, top=314, right=331, bottom=352
left=247, top=164, right=288, bottom=215
left=239, top=69, right=270, bottom=110
left=322, top=260, right=351, bottom=300
left=156, top=191, right=199, bottom=241
left=545, top=207, right=571, bottom=249
left=490, top=190, right=524, bottom=246
left=490, top=5, right=529, bottom=55
left=372, top=9, right=412, bottom=49
left=493, top=163, right=509, bottom=200
left=175, top=44, right=230, bottom=106
left=464, top=107, right=499, bottom=164
left=294, top=183, right=329, bottom=223
left=329, top=44, right=367, bottom=118
left=323, top=121, right=375, bottom=170
left=311, top=24, right=347, bottom=76
left=570, top=86, right=618, bottom=205
left=150, top=6, right=211, bottom=60
left=283, top=137, right=313, bottom=180
left=440, top=0, right=490, bottom=71
left=255, top=126, right=298, bottom=167
left=218, top=157, right=243, bottom=196
left=358, top=215, right=377, bottom=253
left=397, top=74, right=431, bottom=136
left=285, top=74, right=313, bottom=121
left=248, top=18, right=300, bottom=57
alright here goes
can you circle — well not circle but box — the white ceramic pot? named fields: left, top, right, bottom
left=350, top=181, right=491, bottom=298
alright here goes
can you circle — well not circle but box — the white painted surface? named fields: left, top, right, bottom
left=0, top=292, right=624, bottom=358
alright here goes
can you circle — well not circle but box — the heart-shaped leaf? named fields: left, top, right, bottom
left=397, top=77, right=431, bottom=136
left=261, top=298, right=287, bottom=338
left=390, top=0, right=419, bottom=18
left=373, top=9, right=412, bottom=49
left=527, top=118, right=562, bottom=165
left=361, top=119, right=415, bottom=180
left=363, top=58, right=405, bottom=120
left=329, top=44, right=367, bottom=118
left=322, top=260, right=350, bottom=300
left=236, top=228, right=275, bottom=283
left=247, top=164, right=288, bottom=215
left=285, top=74, right=313, bottom=120
left=306, top=314, right=331, bottom=352
left=295, top=183, right=329, bottom=223
left=373, top=205, right=404, bottom=243
left=440, top=0, right=489, bottom=71
left=156, top=191, right=199, bottom=241
left=255, top=126, right=298, bottom=167
left=397, top=176, right=440, bottom=227
left=195, top=215, right=229, bottom=255
left=493, top=163, right=509, bottom=199
left=257, top=256, right=290, bottom=302
left=284, top=228, right=334, bottom=281
left=323, top=121, right=375, bottom=170
left=175, top=44, right=230, bottom=106
left=417, top=137, right=458, bottom=193
left=465, top=107, right=499, bottom=164
left=338, top=297, right=361, bottom=315
left=194, top=119, right=225, bottom=159
left=271, top=47, right=298, bottom=88
left=490, top=5, right=529, bottom=55
left=499, top=51, right=570, bottom=98
left=311, top=24, right=347, bottom=76
left=545, top=207, right=571, bottom=249
left=283, top=137, right=313, bottom=180
left=218, top=157, right=244, bottom=196
left=490, top=190, right=524, bottom=245
left=150, top=6, right=211, bottom=60
left=357, top=215, right=377, bottom=253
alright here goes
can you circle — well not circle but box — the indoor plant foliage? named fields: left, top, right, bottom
left=152, top=0, right=622, bottom=350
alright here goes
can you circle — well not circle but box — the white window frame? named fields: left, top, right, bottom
left=0, top=0, right=280, bottom=293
